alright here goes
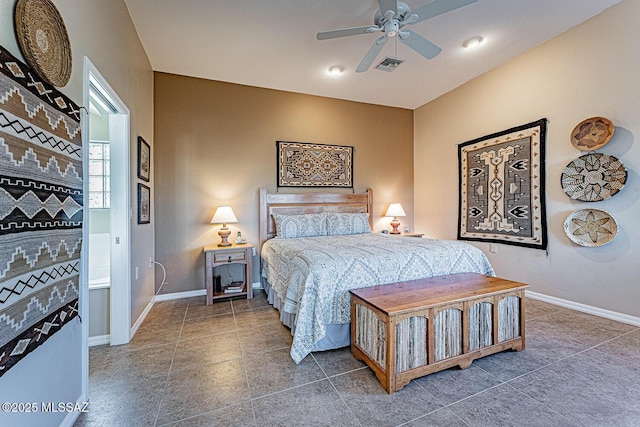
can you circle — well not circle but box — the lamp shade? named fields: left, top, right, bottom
left=210, top=206, right=238, bottom=224
left=384, top=203, right=406, bottom=218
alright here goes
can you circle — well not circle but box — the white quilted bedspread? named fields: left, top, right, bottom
left=261, top=234, right=495, bottom=363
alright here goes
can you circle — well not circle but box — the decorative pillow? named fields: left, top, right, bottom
left=327, top=212, right=372, bottom=236
left=273, top=213, right=328, bottom=238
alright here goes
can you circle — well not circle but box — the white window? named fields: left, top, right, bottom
left=88, top=140, right=110, bottom=208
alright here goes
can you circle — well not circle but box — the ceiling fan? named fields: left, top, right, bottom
left=317, top=0, right=478, bottom=72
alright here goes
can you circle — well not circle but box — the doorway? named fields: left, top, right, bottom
left=81, top=57, right=131, bottom=398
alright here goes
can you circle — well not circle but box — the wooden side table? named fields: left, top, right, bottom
left=390, top=233, right=424, bottom=237
left=203, top=243, right=254, bottom=305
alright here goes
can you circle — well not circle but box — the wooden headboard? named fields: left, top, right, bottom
left=259, top=187, right=373, bottom=251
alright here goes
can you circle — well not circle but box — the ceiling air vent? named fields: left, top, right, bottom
left=375, top=57, right=404, bottom=72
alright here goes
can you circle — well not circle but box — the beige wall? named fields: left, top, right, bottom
left=55, top=0, right=156, bottom=324
left=414, top=0, right=640, bottom=317
left=154, top=73, right=414, bottom=293
left=0, top=0, right=153, bottom=424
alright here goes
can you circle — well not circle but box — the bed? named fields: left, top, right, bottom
left=259, top=188, right=495, bottom=363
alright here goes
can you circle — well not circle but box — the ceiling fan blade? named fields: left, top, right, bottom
left=317, top=25, right=378, bottom=40
left=399, top=29, right=442, bottom=59
left=356, top=36, right=388, bottom=73
left=378, top=0, right=398, bottom=15
left=411, top=0, right=477, bottom=24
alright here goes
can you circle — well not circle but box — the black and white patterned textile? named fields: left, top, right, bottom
left=0, top=45, right=82, bottom=377
left=277, top=141, right=353, bottom=188
left=458, top=119, right=547, bottom=250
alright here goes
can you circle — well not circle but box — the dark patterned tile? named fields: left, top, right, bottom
left=253, top=379, right=359, bottom=426
left=179, top=313, right=236, bottom=341
left=156, top=359, right=250, bottom=425
left=510, top=359, right=640, bottom=426
left=527, top=309, right=636, bottom=348
left=88, top=345, right=111, bottom=375
left=312, top=347, right=366, bottom=377
left=232, top=290, right=270, bottom=313
left=75, top=375, right=167, bottom=426
left=120, top=322, right=182, bottom=351
left=525, top=298, right=567, bottom=320
left=157, top=402, right=255, bottom=426
left=237, top=322, right=292, bottom=354
left=184, top=300, right=233, bottom=320
left=472, top=318, right=591, bottom=382
left=413, top=365, right=502, bottom=406
left=145, top=301, right=189, bottom=325
left=448, top=383, right=575, bottom=426
left=553, top=348, right=640, bottom=394
left=234, top=306, right=282, bottom=331
left=90, top=344, right=175, bottom=391
left=331, top=369, right=442, bottom=427
left=171, top=331, right=242, bottom=372
left=471, top=345, right=549, bottom=383
left=244, top=348, right=325, bottom=398
left=404, top=408, right=468, bottom=427
left=593, top=328, right=640, bottom=365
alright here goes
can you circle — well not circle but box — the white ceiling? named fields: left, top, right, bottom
left=123, top=0, right=621, bottom=109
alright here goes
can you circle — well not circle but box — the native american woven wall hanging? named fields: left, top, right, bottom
left=0, top=45, right=82, bottom=377
left=277, top=141, right=353, bottom=188
left=458, top=119, right=547, bottom=250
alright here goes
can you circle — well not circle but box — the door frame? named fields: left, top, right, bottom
left=81, top=57, right=132, bottom=399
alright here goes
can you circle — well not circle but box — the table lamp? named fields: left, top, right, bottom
left=211, top=206, right=238, bottom=246
left=384, top=203, right=406, bottom=235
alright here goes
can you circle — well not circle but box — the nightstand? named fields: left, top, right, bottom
left=390, top=233, right=424, bottom=237
left=203, top=243, right=254, bottom=305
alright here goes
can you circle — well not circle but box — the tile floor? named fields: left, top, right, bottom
left=75, top=290, right=640, bottom=426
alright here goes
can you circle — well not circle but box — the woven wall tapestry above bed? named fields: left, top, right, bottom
left=458, top=119, right=547, bottom=250
left=0, top=45, right=82, bottom=377
left=277, top=141, right=353, bottom=188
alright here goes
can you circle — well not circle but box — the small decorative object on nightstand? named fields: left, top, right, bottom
left=384, top=203, right=406, bottom=235
left=211, top=206, right=238, bottom=247
left=203, top=243, right=254, bottom=305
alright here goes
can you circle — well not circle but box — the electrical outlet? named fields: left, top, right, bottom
left=135, top=266, right=139, bottom=280
left=490, top=243, right=497, bottom=253
left=149, top=257, right=153, bottom=268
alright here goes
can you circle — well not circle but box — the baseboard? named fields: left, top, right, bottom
left=526, top=290, right=640, bottom=327
left=154, top=282, right=262, bottom=302
left=130, top=298, right=155, bottom=339
left=154, top=289, right=206, bottom=302
left=59, top=394, right=88, bottom=427
left=61, top=410, right=80, bottom=427
left=88, top=334, right=110, bottom=347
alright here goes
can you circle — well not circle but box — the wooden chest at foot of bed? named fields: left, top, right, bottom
left=349, top=273, right=528, bottom=393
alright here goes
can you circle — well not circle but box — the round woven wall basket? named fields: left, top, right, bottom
left=570, top=116, right=614, bottom=151
left=15, top=0, right=72, bottom=87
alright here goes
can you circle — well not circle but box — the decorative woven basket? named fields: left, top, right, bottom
left=570, top=116, right=614, bottom=151
left=14, top=0, right=72, bottom=87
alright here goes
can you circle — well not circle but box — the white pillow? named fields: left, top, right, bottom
left=327, top=212, right=371, bottom=236
left=273, top=213, right=328, bottom=238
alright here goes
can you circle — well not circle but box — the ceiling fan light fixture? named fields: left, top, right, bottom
left=463, top=36, right=484, bottom=49
left=384, top=20, right=400, bottom=37
left=328, top=65, right=344, bottom=75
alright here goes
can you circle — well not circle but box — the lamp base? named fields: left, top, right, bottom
left=390, top=218, right=401, bottom=235
left=218, top=226, right=232, bottom=247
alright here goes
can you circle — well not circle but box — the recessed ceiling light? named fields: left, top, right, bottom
left=462, top=36, right=484, bottom=49
left=328, top=65, right=344, bottom=75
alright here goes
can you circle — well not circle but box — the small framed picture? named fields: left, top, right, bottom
left=137, top=136, right=150, bottom=182
left=138, top=183, right=150, bottom=224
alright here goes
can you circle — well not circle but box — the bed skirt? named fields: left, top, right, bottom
left=263, top=279, right=351, bottom=353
